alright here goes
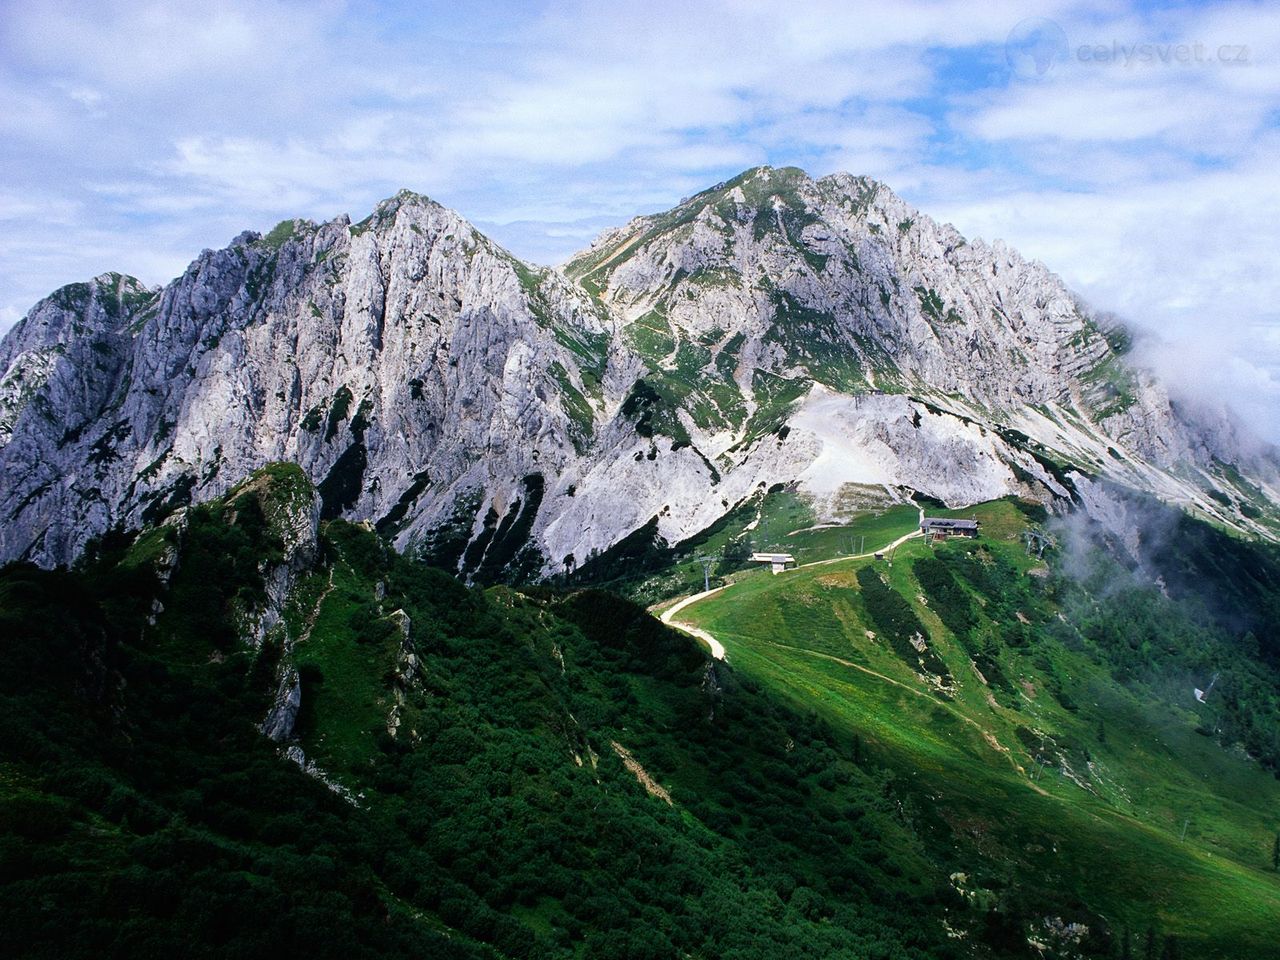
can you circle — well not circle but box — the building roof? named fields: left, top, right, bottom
left=750, top=552, right=796, bottom=563
left=921, top=517, right=979, bottom=530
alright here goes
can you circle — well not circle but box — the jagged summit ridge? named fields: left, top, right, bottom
left=0, top=168, right=1276, bottom=573
left=570, top=165, right=1107, bottom=410
left=0, top=192, right=621, bottom=569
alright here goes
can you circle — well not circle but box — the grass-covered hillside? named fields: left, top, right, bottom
left=567, top=482, right=923, bottom=603
left=665, top=498, right=1280, bottom=959
left=0, top=466, right=1016, bottom=959
left=3, top=466, right=1278, bottom=959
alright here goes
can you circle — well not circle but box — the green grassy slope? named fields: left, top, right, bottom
left=572, top=485, right=922, bottom=603
left=674, top=499, right=1280, bottom=958
left=5, top=469, right=1279, bottom=959
left=0, top=467, right=983, bottom=960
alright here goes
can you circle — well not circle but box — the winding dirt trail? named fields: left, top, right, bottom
left=801, top=526, right=922, bottom=569
left=801, top=502, right=925, bottom=569
left=659, top=587, right=727, bottom=659
left=657, top=515, right=923, bottom=661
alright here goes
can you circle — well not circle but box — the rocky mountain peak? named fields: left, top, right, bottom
left=1, top=168, right=1276, bottom=574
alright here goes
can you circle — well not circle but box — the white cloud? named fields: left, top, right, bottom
left=0, top=0, right=1276, bottom=439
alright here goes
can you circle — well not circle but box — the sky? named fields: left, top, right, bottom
left=2, top=0, right=1278, bottom=433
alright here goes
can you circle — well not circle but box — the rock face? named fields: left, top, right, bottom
left=1, top=168, right=1277, bottom=575
left=262, top=665, right=302, bottom=743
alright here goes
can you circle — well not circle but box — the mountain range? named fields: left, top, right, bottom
left=2, top=165, right=1276, bottom=574
left=6, top=166, right=1280, bottom=960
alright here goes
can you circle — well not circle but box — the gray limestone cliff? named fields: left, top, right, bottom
left=1, top=168, right=1276, bottom=575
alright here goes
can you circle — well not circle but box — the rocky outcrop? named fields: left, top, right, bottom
left=223, top=465, right=323, bottom=743
left=385, top=607, right=417, bottom=739
left=1, top=169, right=1276, bottom=575
left=262, top=665, right=302, bottom=742
left=231, top=466, right=323, bottom=650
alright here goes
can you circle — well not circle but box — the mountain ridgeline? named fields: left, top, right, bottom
left=2, top=166, right=1277, bottom=578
